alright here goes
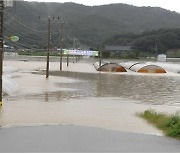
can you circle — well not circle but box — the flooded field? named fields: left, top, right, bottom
left=4, top=56, right=180, bottom=107
left=46, top=70, right=180, bottom=107
left=0, top=56, right=180, bottom=135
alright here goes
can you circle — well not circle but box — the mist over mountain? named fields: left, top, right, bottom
left=4, top=1, right=180, bottom=49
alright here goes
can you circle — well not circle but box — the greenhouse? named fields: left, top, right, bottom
left=3, top=65, right=18, bottom=95
left=120, top=62, right=166, bottom=73
left=148, top=62, right=180, bottom=74
left=130, top=63, right=166, bottom=73
left=120, top=62, right=144, bottom=69
left=94, top=62, right=127, bottom=72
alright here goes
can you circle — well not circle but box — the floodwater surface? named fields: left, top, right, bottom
left=5, top=57, right=180, bottom=107
left=34, top=70, right=180, bottom=107
left=0, top=57, right=180, bottom=134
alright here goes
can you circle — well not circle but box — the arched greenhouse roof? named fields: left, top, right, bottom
left=94, top=62, right=127, bottom=72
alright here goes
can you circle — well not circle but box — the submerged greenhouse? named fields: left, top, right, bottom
left=3, top=65, right=18, bottom=95
left=120, top=62, right=166, bottom=73
left=94, top=62, right=127, bottom=72
left=148, top=62, right=180, bottom=74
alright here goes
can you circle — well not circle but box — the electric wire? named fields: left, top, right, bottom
left=4, top=26, right=48, bottom=45
left=4, top=1, right=17, bottom=24
left=6, top=16, right=48, bottom=33
left=20, top=1, right=42, bottom=19
left=6, top=38, right=48, bottom=50
left=4, top=1, right=70, bottom=50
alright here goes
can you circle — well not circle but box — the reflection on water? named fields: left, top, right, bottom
left=20, top=71, right=180, bottom=107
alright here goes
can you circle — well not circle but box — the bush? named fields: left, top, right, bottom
left=139, top=110, right=180, bottom=139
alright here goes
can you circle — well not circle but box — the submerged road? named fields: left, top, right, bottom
left=0, top=125, right=179, bottom=153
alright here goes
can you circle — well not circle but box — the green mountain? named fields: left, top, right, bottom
left=4, top=1, right=180, bottom=49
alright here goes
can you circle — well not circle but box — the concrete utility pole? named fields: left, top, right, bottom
left=155, top=44, right=158, bottom=62
left=99, top=44, right=102, bottom=67
left=67, top=53, right=69, bottom=66
left=59, top=19, right=67, bottom=71
left=0, top=0, right=3, bottom=106
left=46, top=16, right=51, bottom=78
left=59, top=21, right=63, bottom=71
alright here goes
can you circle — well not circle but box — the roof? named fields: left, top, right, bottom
left=105, top=45, right=131, bottom=51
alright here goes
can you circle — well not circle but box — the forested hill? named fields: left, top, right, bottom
left=4, top=1, right=180, bottom=49
left=104, top=28, right=180, bottom=54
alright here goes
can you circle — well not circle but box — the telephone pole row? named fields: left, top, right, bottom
left=41, top=16, right=67, bottom=77
left=41, top=16, right=67, bottom=78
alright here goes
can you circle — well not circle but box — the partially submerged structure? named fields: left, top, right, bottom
left=130, top=64, right=166, bottom=73
left=157, top=54, right=166, bottom=62
left=94, top=62, right=127, bottom=72
left=3, top=65, right=18, bottom=95
left=120, top=62, right=143, bottom=70
left=149, top=62, right=180, bottom=74
left=120, top=62, right=166, bottom=73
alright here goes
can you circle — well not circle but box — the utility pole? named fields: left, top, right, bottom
left=72, top=36, right=76, bottom=64
left=73, top=55, right=75, bottom=63
left=73, top=36, right=76, bottom=49
left=0, top=0, right=3, bottom=106
left=67, top=53, right=69, bottom=66
left=59, top=19, right=67, bottom=71
left=155, top=44, right=158, bottom=62
left=59, top=21, right=63, bottom=71
left=46, top=16, right=51, bottom=78
left=99, top=44, right=102, bottom=67
left=76, top=55, right=78, bottom=63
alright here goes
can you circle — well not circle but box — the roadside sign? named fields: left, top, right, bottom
left=63, top=49, right=99, bottom=56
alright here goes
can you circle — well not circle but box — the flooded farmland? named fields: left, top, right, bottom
left=0, top=56, right=180, bottom=135
left=47, top=70, right=180, bottom=107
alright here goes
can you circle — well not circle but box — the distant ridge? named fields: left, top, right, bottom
left=4, top=1, right=180, bottom=48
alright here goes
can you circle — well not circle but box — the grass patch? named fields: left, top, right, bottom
left=139, top=110, right=180, bottom=139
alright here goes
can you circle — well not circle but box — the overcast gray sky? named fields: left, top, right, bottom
left=26, top=0, right=180, bottom=13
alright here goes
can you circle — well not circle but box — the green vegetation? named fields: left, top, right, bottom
left=5, top=1, right=180, bottom=49
left=17, top=50, right=59, bottom=56
left=167, top=49, right=180, bottom=58
left=105, top=28, right=180, bottom=57
left=139, top=110, right=180, bottom=139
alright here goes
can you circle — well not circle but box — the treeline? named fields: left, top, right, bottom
left=104, top=28, right=180, bottom=54
left=4, top=1, right=180, bottom=50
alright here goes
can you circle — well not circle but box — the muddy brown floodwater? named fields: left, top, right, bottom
left=0, top=56, right=180, bottom=136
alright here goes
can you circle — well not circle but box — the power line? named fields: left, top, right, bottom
left=4, top=30, right=48, bottom=46
left=4, top=22, right=46, bottom=36
left=4, top=1, right=17, bottom=23
left=7, top=16, right=48, bottom=33
left=21, top=0, right=60, bottom=34
left=20, top=1, right=41, bottom=19
left=6, top=38, right=46, bottom=50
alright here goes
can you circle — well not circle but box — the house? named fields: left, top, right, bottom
left=104, top=45, right=132, bottom=58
